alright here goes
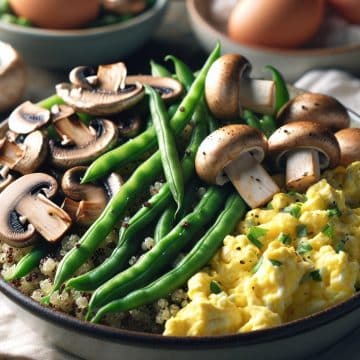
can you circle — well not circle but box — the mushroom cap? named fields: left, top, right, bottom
left=0, top=173, right=58, bottom=247
left=205, top=54, right=251, bottom=120
left=277, top=92, right=350, bottom=131
left=126, top=75, right=183, bottom=103
left=61, top=166, right=107, bottom=202
left=335, top=128, right=360, bottom=166
left=55, top=82, right=145, bottom=116
left=8, top=101, right=51, bottom=135
left=268, top=121, right=340, bottom=170
left=50, top=119, right=118, bottom=168
left=0, top=41, right=27, bottom=113
left=61, top=166, right=124, bottom=225
left=195, top=124, right=268, bottom=185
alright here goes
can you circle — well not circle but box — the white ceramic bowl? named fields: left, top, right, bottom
left=0, top=0, right=169, bottom=69
left=1, top=110, right=360, bottom=360
left=186, top=0, right=360, bottom=82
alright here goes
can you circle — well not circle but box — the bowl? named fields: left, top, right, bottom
left=186, top=0, right=360, bottom=82
left=1, top=109, right=360, bottom=360
left=0, top=0, right=169, bottom=69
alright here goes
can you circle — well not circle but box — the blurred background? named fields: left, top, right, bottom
left=0, top=0, right=359, bottom=110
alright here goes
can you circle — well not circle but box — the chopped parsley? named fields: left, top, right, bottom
left=269, top=259, right=282, bottom=267
left=328, top=206, right=342, bottom=217
left=266, top=202, right=274, bottom=210
left=296, top=224, right=308, bottom=238
left=310, top=269, right=322, bottom=282
left=297, top=241, right=313, bottom=255
left=322, top=224, right=334, bottom=239
left=277, top=232, right=292, bottom=245
left=210, top=280, right=223, bottom=294
left=287, top=191, right=307, bottom=202
left=335, top=238, right=348, bottom=253
left=251, top=256, right=263, bottom=274
left=283, top=203, right=302, bottom=218
left=247, top=226, right=267, bottom=249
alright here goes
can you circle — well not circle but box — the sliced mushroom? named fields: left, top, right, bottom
left=0, top=164, right=13, bottom=192
left=103, top=0, right=147, bottom=14
left=8, top=101, right=51, bottom=134
left=126, top=75, right=183, bottom=103
left=56, top=63, right=144, bottom=116
left=0, top=130, right=47, bottom=175
left=195, top=124, right=280, bottom=208
left=61, top=166, right=123, bottom=225
left=268, top=121, right=340, bottom=192
left=49, top=104, right=118, bottom=168
left=277, top=93, right=350, bottom=131
left=205, top=54, right=276, bottom=120
left=335, top=128, right=360, bottom=166
left=0, top=173, right=72, bottom=247
left=0, top=41, right=27, bottom=113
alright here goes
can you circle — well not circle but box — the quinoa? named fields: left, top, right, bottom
left=0, top=227, right=189, bottom=334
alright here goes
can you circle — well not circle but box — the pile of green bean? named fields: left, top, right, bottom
left=6, top=43, right=290, bottom=325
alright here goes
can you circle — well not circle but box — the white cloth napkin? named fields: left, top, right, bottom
left=0, top=70, right=359, bottom=360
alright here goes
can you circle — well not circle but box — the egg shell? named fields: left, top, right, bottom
left=9, top=0, right=101, bottom=29
left=228, top=0, right=325, bottom=48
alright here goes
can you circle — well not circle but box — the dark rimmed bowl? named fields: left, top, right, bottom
left=0, top=0, right=168, bottom=69
left=186, top=0, right=360, bottom=82
left=0, top=110, right=360, bottom=360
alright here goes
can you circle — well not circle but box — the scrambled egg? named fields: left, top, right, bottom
left=164, top=162, right=360, bottom=336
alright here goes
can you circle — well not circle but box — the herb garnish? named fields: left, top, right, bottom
left=310, top=269, right=322, bottom=282
left=277, top=232, right=292, bottom=245
left=296, top=224, right=308, bottom=238
left=322, top=224, right=334, bottom=239
left=251, top=256, right=263, bottom=274
left=210, top=280, right=223, bottom=294
left=269, top=259, right=282, bottom=267
left=247, top=226, right=267, bottom=248
left=297, top=241, right=313, bottom=254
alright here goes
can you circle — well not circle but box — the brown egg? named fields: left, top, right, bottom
left=9, top=0, right=101, bottom=29
left=328, top=0, right=360, bottom=24
left=228, top=0, right=325, bottom=48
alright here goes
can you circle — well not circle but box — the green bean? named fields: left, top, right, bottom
left=166, top=55, right=218, bottom=135
left=86, top=185, right=228, bottom=317
left=154, top=204, right=176, bottom=244
left=4, top=244, right=48, bottom=282
left=145, top=85, right=184, bottom=212
left=243, top=110, right=262, bottom=131
left=265, top=65, right=290, bottom=113
left=150, top=60, right=172, bottom=78
left=42, top=150, right=164, bottom=303
left=259, top=114, right=277, bottom=138
left=91, top=192, right=247, bottom=323
left=66, top=115, right=207, bottom=291
left=37, top=94, right=64, bottom=110
left=82, top=43, right=221, bottom=183
left=166, top=55, right=195, bottom=90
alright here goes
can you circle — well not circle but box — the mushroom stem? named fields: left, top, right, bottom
left=238, top=78, right=276, bottom=115
left=97, top=63, right=127, bottom=92
left=16, top=193, right=72, bottom=242
left=286, top=149, right=320, bottom=192
left=0, top=139, right=24, bottom=169
left=54, top=117, right=96, bottom=146
left=224, top=152, right=280, bottom=208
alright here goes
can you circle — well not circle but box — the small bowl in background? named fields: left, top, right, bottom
left=0, top=0, right=168, bottom=69
left=186, top=0, right=360, bottom=82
